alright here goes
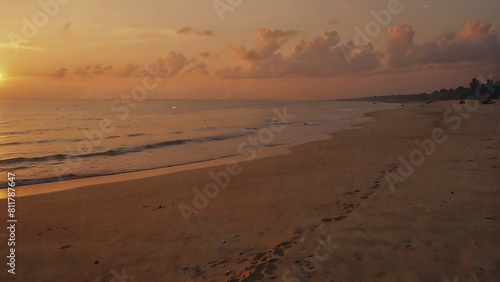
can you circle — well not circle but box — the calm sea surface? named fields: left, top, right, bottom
left=0, top=100, right=397, bottom=187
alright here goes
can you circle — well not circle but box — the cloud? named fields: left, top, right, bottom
left=177, top=27, right=192, bottom=35
left=94, top=65, right=113, bottom=75
left=459, top=20, right=492, bottom=39
left=200, top=51, right=211, bottom=58
left=218, top=20, right=499, bottom=79
left=228, top=28, right=297, bottom=62
left=386, top=24, right=417, bottom=67
left=234, top=28, right=297, bottom=61
left=74, top=65, right=93, bottom=76
left=215, top=65, right=243, bottom=78
left=196, top=30, right=213, bottom=37
left=177, top=27, right=214, bottom=37
left=156, top=52, right=190, bottom=77
left=143, top=51, right=209, bottom=77
left=218, top=28, right=296, bottom=78
left=52, top=67, right=68, bottom=78
left=184, top=62, right=209, bottom=75
left=74, top=64, right=113, bottom=76
left=387, top=20, right=500, bottom=69
left=30, top=52, right=207, bottom=79
left=218, top=28, right=381, bottom=78
left=288, top=31, right=381, bottom=75
left=117, top=63, right=141, bottom=77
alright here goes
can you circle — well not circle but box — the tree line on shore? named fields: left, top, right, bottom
left=346, top=78, right=500, bottom=102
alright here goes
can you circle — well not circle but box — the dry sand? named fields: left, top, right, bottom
left=0, top=101, right=499, bottom=281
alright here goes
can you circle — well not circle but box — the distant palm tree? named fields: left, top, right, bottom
left=469, top=78, right=480, bottom=90
left=470, top=78, right=497, bottom=103
left=485, top=79, right=500, bottom=100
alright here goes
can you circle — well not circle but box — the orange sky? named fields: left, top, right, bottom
left=0, top=0, right=499, bottom=100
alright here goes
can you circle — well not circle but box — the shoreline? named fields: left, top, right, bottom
left=0, top=106, right=387, bottom=199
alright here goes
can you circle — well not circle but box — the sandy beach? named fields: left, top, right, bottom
left=1, top=101, right=499, bottom=282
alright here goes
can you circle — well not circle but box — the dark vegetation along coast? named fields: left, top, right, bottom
left=344, top=78, right=500, bottom=103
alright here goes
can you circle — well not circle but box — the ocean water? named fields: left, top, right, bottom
left=0, top=100, right=397, bottom=187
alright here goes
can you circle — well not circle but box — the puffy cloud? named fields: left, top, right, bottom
left=32, top=52, right=207, bottom=79
left=143, top=51, right=209, bottom=77
left=218, top=29, right=382, bottom=78
left=217, top=20, right=499, bottom=79
left=228, top=28, right=297, bottom=61
left=52, top=67, right=68, bottom=78
left=74, top=65, right=93, bottom=76
left=388, top=24, right=415, bottom=52
left=23, top=48, right=209, bottom=79
left=459, top=20, right=492, bottom=39
left=94, top=65, right=113, bottom=75
left=117, top=63, right=141, bottom=77
left=387, top=20, right=500, bottom=68
left=157, top=52, right=189, bottom=77
left=286, top=31, right=380, bottom=75
left=386, top=24, right=419, bottom=68
left=184, top=62, right=209, bottom=75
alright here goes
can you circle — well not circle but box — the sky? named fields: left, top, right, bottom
left=0, top=0, right=499, bottom=100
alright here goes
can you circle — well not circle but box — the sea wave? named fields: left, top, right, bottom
left=0, top=135, right=122, bottom=147
left=0, top=131, right=251, bottom=166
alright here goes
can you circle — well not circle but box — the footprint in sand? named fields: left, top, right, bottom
left=335, top=215, right=348, bottom=222
left=309, top=224, right=319, bottom=232
left=233, top=240, right=297, bottom=281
